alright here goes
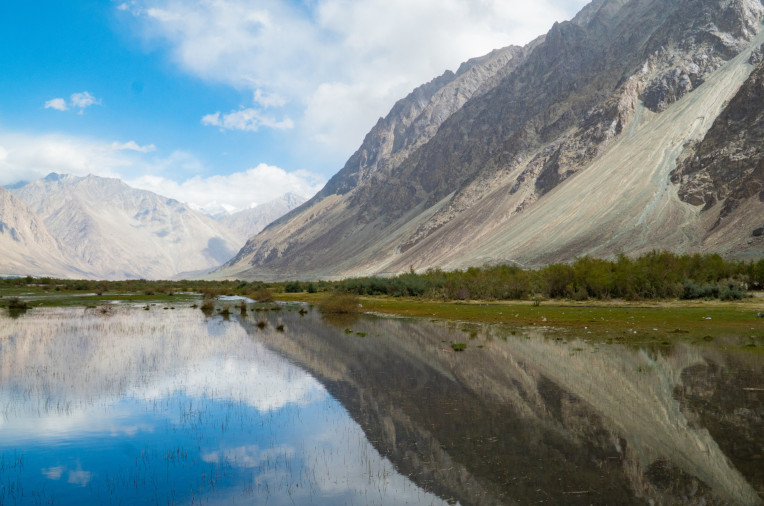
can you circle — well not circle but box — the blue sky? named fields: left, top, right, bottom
left=0, top=0, right=589, bottom=214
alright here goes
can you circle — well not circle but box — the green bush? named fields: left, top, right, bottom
left=318, top=294, right=360, bottom=314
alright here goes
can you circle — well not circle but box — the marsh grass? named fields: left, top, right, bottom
left=254, top=287, right=274, bottom=303
left=5, top=297, right=28, bottom=310
left=319, top=294, right=360, bottom=314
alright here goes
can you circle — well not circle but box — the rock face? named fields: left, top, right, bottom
left=219, top=0, right=764, bottom=281
left=11, top=174, right=242, bottom=279
left=0, top=187, right=82, bottom=278
left=671, top=49, right=764, bottom=253
left=217, top=193, right=306, bottom=244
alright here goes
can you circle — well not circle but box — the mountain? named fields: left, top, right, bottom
left=217, top=192, right=306, bottom=242
left=0, top=186, right=85, bottom=278
left=11, top=173, right=242, bottom=279
left=219, top=0, right=764, bottom=281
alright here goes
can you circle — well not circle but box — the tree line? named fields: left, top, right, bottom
left=334, top=252, right=763, bottom=301
left=2, top=251, right=762, bottom=302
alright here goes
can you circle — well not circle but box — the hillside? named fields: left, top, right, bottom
left=0, top=187, right=85, bottom=278
left=12, top=174, right=242, bottom=279
left=217, top=192, right=306, bottom=242
left=218, top=0, right=764, bottom=281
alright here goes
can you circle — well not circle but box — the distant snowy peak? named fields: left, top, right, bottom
left=218, top=192, right=307, bottom=241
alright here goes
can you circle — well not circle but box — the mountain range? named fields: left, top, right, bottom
left=2, top=0, right=763, bottom=281
left=217, top=0, right=764, bottom=281
left=1, top=174, right=302, bottom=279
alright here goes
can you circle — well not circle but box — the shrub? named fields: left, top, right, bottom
left=284, top=281, right=302, bottom=293
left=6, top=297, right=27, bottom=309
left=681, top=281, right=718, bottom=299
left=318, top=294, right=360, bottom=314
left=253, top=287, right=274, bottom=303
left=200, top=299, right=215, bottom=315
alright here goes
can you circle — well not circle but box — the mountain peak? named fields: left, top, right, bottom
left=218, top=0, right=764, bottom=281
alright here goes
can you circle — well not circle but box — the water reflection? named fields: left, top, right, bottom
left=0, top=307, right=448, bottom=505
left=247, top=310, right=763, bottom=505
left=1, top=305, right=761, bottom=505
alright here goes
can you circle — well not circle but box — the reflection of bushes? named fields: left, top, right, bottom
left=4, top=297, right=29, bottom=318
left=200, top=292, right=215, bottom=315
left=6, top=297, right=28, bottom=309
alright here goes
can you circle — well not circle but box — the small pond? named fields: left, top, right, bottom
left=0, top=305, right=761, bottom=505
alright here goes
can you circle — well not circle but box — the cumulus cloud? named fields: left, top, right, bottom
left=127, top=163, right=325, bottom=214
left=70, top=91, right=100, bottom=109
left=253, top=89, right=286, bottom=108
left=0, top=133, right=131, bottom=185
left=122, top=0, right=590, bottom=156
left=44, top=98, right=68, bottom=111
left=201, top=108, right=294, bottom=132
left=44, top=92, right=101, bottom=113
left=0, top=131, right=321, bottom=212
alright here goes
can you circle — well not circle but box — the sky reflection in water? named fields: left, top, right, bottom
left=0, top=307, right=446, bottom=505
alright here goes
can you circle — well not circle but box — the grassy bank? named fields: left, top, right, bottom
left=2, top=250, right=762, bottom=345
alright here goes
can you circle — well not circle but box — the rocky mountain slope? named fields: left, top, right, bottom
left=217, top=192, right=306, bottom=242
left=671, top=45, right=764, bottom=245
left=0, top=187, right=85, bottom=278
left=219, top=0, right=764, bottom=281
left=11, top=173, right=242, bottom=279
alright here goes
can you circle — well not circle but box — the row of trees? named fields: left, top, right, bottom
left=3, top=252, right=761, bottom=302
left=335, top=252, right=763, bottom=301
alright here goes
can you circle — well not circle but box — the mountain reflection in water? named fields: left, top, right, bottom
left=247, top=308, right=762, bottom=506
left=0, top=307, right=448, bottom=505
left=0, top=305, right=760, bottom=505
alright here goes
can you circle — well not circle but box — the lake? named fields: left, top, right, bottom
left=0, top=303, right=761, bottom=505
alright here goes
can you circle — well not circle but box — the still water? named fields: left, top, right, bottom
left=0, top=304, right=761, bottom=505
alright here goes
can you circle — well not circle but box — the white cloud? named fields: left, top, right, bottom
left=253, top=89, right=286, bottom=108
left=0, top=133, right=130, bottom=185
left=123, top=0, right=590, bottom=156
left=0, top=132, right=204, bottom=193
left=44, top=92, right=101, bottom=114
left=0, top=131, right=318, bottom=212
left=70, top=91, right=100, bottom=109
left=44, top=98, right=68, bottom=111
left=127, top=163, right=325, bottom=214
left=110, top=140, right=157, bottom=153
left=201, top=108, right=294, bottom=132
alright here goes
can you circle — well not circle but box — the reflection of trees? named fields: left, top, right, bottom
left=248, top=311, right=761, bottom=505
